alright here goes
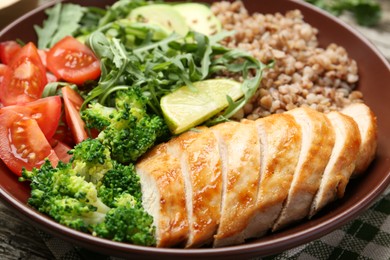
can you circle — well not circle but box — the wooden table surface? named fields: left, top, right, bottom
left=0, top=1, right=389, bottom=259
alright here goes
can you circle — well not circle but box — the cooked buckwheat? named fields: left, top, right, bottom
left=211, top=1, right=363, bottom=120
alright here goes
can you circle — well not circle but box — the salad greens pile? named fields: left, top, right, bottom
left=306, top=0, right=382, bottom=27
left=39, top=0, right=268, bottom=125
left=21, top=0, right=270, bottom=246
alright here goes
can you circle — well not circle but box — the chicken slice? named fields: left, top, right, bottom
left=136, top=141, right=189, bottom=247
left=309, top=111, right=361, bottom=217
left=180, top=127, right=223, bottom=248
left=273, top=107, right=335, bottom=231
left=341, top=103, right=378, bottom=176
left=243, top=113, right=302, bottom=239
left=211, top=121, right=261, bottom=247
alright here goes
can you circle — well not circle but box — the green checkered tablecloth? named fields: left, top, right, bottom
left=263, top=187, right=390, bottom=260
left=38, top=186, right=390, bottom=260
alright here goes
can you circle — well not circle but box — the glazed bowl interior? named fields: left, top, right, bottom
left=0, top=0, right=390, bottom=259
left=0, top=0, right=39, bottom=29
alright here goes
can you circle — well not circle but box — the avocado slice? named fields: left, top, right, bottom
left=173, top=3, right=222, bottom=35
left=128, top=4, right=189, bottom=37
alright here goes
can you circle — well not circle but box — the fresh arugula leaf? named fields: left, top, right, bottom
left=41, top=82, right=78, bottom=98
left=75, top=7, right=107, bottom=37
left=35, top=3, right=86, bottom=49
left=34, top=3, right=62, bottom=49
left=84, top=25, right=269, bottom=123
left=98, top=0, right=148, bottom=27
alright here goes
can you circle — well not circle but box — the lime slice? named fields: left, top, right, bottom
left=161, top=79, right=243, bottom=134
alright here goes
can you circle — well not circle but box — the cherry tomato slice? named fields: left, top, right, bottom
left=0, top=64, right=10, bottom=85
left=52, top=117, right=75, bottom=148
left=37, top=49, right=48, bottom=67
left=0, top=109, right=59, bottom=176
left=2, top=96, right=62, bottom=140
left=47, top=36, right=101, bottom=85
left=0, top=42, right=47, bottom=106
left=51, top=139, right=72, bottom=163
left=62, top=86, right=88, bottom=144
left=0, top=41, right=22, bottom=65
left=46, top=72, right=58, bottom=83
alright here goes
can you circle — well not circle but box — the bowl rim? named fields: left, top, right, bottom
left=0, top=0, right=390, bottom=258
left=2, top=178, right=390, bottom=259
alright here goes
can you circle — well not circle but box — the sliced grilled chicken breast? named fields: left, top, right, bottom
left=135, top=103, right=377, bottom=248
left=180, top=127, right=223, bottom=248
left=243, top=113, right=302, bottom=239
left=273, top=107, right=335, bottom=231
left=136, top=141, right=189, bottom=247
left=341, top=103, right=377, bottom=176
left=211, top=121, right=261, bottom=247
left=309, top=111, right=361, bottom=217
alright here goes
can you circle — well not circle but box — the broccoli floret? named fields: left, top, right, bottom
left=93, top=193, right=156, bottom=246
left=100, top=113, right=168, bottom=163
left=20, top=122, right=157, bottom=245
left=81, top=102, right=115, bottom=131
left=70, top=138, right=113, bottom=184
left=21, top=86, right=163, bottom=245
left=97, top=161, right=141, bottom=207
left=114, top=86, right=146, bottom=119
left=21, top=161, right=110, bottom=232
left=82, top=86, right=170, bottom=164
left=92, top=160, right=155, bottom=246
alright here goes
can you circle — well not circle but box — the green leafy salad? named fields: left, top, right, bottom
left=15, top=0, right=270, bottom=246
left=306, top=0, right=382, bottom=27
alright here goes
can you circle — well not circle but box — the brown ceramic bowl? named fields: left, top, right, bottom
left=0, top=0, right=38, bottom=30
left=0, top=0, right=389, bottom=259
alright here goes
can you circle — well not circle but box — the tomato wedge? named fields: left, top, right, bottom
left=0, top=64, right=10, bottom=85
left=0, top=41, right=22, bottom=65
left=46, top=72, right=58, bottom=83
left=37, top=49, right=48, bottom=67
left=47, top=36, right=101, bottom=85
left=51, top=139, right=72, bottom=163
left=52, top=117, right=75, bottom=147
left=0, top=42, right=47, bottom=106
left=62, top=86, right=88, bottom=144
left=0, top=109, right=59, bottom=176
left=2, top=96, right=62, bottom=140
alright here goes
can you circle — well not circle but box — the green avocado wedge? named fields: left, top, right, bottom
left=173, top=3, right=222, bottom=35
left=128, top=4, right=189, bottom=36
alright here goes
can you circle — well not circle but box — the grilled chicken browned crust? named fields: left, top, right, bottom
left=211, top=121, right=261, bottom=247
left=136, top=142, right=189, bottom=248
left=180, top=127, right=223, bottom=248
left=341, top=103, right=377, bottom=177
left=272, top=107, right=335, bottom=231
left=242, top=113, right=302, bottom=239
left=136, top=103, right=377, bottom=248
left=309, top=112, right=361, bottom=217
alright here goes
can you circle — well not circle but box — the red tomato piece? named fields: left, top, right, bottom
left=0, top=64, right=10, bottom=85
left=46, top=72, right=58, bottom=83
left=0, top=41, right=22, bottom=65
left=62, top=86, right=88, bottom=144
left=2, top=96, right=62, bottom=140
left=47, top=36, right=101, bottom=85
left=37, top=50, right=59, bottom=83
left=0, top=42, right=48, bottom=106
left=0, top=109, right=59, bottom=176
left=52, top=119, right=75, bottom=148
left=37, top=49, right=48, bottom=67
left=0, top=64, right=10, bottom=108
left=51, top=139, right=72, bottom=163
